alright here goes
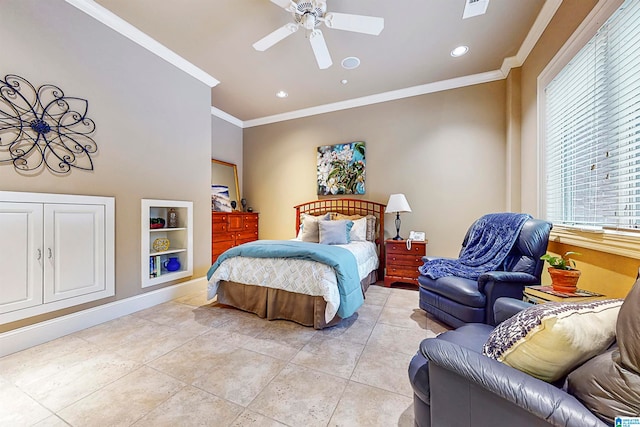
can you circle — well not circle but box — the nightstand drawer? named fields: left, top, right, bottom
left=386, top=253, right=423, bottom=266
left=386, top=266, right=420, bottom=279
left=386, top=242, right=425, bottom=255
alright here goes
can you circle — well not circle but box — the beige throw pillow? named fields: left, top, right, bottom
left=299, top=213, right=330, bottom=243
left=482, top=299, right=623, bottom=382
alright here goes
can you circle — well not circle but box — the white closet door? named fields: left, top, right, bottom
left=0, top=202, right=43, bottom=313
left=43, top=204, right=106, bottom=303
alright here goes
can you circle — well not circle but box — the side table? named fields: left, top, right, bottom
left=384, top=239, right=427, bottom=287
left=523, top=285, right=606, bottom=304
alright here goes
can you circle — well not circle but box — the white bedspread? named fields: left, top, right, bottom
left=207, top=240, right=378, bottom=322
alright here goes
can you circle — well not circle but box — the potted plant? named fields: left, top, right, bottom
left=540, top=251, right=581, bottom=293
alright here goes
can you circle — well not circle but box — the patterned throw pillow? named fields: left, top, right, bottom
left=482, top=299, right=623, bottom=382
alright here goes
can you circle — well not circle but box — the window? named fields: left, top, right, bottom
left=544, top=0, right=640, bottom=230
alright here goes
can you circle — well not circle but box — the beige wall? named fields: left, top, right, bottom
left=520, top=0, right=598, bottom=215
left=243, top=0, right=638, bottom=297
left=0, top=0, right=212, bottom=332
left=243, top=81, right=507, bottom=257
left=520, top=0, right=637, bottom=296
left=212, top=115, right=244, bottom=194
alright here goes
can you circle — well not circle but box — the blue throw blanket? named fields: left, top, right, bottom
left=207, top=240, right=364, bottom=319
left=419, top=213, right=531, bottom=280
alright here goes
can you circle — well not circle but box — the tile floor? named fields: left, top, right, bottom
left=0, top=284, right=449, bottom=427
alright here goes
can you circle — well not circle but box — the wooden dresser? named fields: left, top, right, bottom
left=212, top=211, right=259, bottom=264
left=384, top=239, right=427, bottom=287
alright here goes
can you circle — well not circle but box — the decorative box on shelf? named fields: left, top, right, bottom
left=523, top=285, right=606, bottom=304
left=384, top=239, right=427, bottom=287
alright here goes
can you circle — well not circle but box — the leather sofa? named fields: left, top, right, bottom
left=408, top=297, right=607, bottom=426
left=418, top=218, right=552, bottom=327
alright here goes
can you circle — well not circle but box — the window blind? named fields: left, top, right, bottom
left=545, top=0, right=640, bottom=229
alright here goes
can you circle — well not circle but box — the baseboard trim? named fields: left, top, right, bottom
left=0, top=277, right=207, bottom=357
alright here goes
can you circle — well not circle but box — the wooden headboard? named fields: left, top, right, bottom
left=294, top=198, right=386, bottom=276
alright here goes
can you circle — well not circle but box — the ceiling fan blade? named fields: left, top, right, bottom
left=270, top=0, right=292, bottom=9
left=253, top=23, right=299, bottom=51
left=309, top=29, right=332, bottom=69
left=323, top=12, right=384, bottom=35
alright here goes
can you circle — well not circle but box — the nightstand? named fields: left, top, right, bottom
left=384, top=239, right=427, bottom=287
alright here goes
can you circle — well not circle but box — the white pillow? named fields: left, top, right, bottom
left=350, top=217, right=368, bottom=241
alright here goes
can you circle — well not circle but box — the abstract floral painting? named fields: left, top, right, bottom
left=317, top=141, right=365, bottom=195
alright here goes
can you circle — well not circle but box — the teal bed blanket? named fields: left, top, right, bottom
left=207, top=240, right=364, bottom=319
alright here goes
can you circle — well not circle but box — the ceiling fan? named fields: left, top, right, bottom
left=253, top=0, right=384, bottom=70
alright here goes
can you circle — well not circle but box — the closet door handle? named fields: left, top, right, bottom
left=48, top=248, right=52, bottom=259
left=37, top=249, right=42, bottom=260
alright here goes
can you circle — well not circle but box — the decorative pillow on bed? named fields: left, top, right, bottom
left=299, top=213, right=331, bottom=242
left=349, top=217, right=368, bottom=241
left=332, top=213, right=377, bottom=242
left=364, top=214, right=377, bottom=242
left=482, top=299, right=623, bottom=382
left=318, top=220, right=353, bottom=245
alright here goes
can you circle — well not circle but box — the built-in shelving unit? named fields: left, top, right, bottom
left=141, top=199, right=193, bottom=288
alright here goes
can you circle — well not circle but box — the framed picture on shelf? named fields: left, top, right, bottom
left=211, top=185, right=232, bottom=212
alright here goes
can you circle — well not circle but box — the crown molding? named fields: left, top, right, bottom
left=67, top=0, right=559, bottom=127
left=242, top=70, right=504, bottom=128
left=65, top=0, right=219, bottom=88
left=217, top=0, right=561, bottom=128
left=211, top=106, right=244, bottom=128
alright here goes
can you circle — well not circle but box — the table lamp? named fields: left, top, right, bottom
left=385, top=193, right=412, bottom=240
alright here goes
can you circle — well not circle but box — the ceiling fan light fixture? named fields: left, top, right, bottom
left=256, top=0, right=383, bottom=69
left=341, top=56, right=360, bottom=70
left=451, top=45, right=469, bottom=57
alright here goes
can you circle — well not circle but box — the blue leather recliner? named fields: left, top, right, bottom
left=418, top=217, right=552, bottom=327
left=408, top=297, right=609, bottom=427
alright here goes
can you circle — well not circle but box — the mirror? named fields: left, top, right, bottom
left=211, top=159, right=240, bottom=212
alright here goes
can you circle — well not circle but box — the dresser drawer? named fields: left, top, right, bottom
left=212, top=240, right=234, bottom=255
left=212, top=221, right=228, bottom=233
left=237, top=230, right=258, bottom=241
left=212, top=214, right=228, bottom=224
left=242, top=220, right=258, bottom=231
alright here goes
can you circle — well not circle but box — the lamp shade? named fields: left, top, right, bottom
left=385, top=194, right=412, bottom=213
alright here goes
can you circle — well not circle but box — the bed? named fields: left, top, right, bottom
left=206, top=198, right=386, bottom=329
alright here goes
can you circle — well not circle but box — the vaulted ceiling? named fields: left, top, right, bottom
left=94, top=0, right=553, bottom=125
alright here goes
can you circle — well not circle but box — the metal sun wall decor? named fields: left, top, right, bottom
left=317, top=141, right=366, bottom=195
left=0, top=74, right=97, bottom=174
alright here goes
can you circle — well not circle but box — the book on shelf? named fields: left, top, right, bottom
left=149, top=255, right=164, bottom=278
left=524, top=285, right=605, bottom=303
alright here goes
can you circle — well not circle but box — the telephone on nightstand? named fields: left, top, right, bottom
left=406, top=231, right=426, bottom=250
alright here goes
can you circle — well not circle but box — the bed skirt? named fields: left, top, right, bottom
left=215, top=269, right=378, bottom=329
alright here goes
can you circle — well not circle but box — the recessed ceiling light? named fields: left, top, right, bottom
left=341, top=57, right=360, bottom=70
left=451, top=45, right=469, bottom=57
left=276, top=90, right=288, bottom=98
left=341, top=79, right=348, bottom=85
